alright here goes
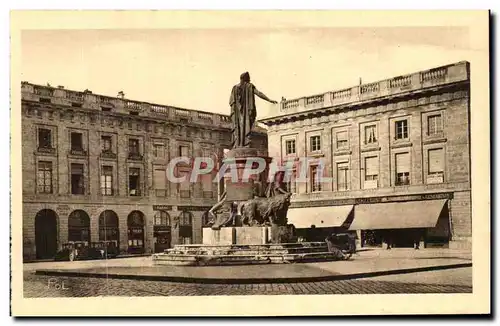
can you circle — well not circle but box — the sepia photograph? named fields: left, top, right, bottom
left=10, top=10, right=490, bottom=316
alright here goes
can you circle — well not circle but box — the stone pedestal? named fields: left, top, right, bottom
left=223, top=147, right=272, bottom=203
left=203, top=226, right=271, bottom=245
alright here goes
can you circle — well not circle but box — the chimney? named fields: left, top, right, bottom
left=117, top=91, right=125, bottom=99
left=57, top=85, right=65, bottom=89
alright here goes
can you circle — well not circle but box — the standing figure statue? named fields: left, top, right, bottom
left=229, top=72, right=277, bottom=148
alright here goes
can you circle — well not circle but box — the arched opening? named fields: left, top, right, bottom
left=35, top=209, right=58, bottom=259
left=127, top=210, right=145, bottom=254
left=98, top=210, right=120, bottom=247
left=68, top=210, right=91, bottom=243
left=179, top=211, right=193, bottom=244
left=153, top=210, right=171, bottom=253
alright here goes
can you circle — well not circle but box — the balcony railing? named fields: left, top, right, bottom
left=421, top=67, right=447, bottom=82
left=126, top=101, right=142, bottom=111
left=100, top=151, right=117, bottom=159
left=360, top=82, right=380, bottom=94
left=305, top=95, right=323, bottom=106
left=99, top=96, right=114, bottom=107
left=66, top=91, right=84, bottom=102
left=128, top=153, right=143, bottom=161
left=268, top=62, right=467, bottom=121
left=198, top=112, right=213, bottom=121
left=332, top=88, right=351, bottom=99
left=70, top=148, right=87, bottom=156
left=37, top=146, right=56, bottom=154
left=34, top=87, right=53, bottom=97
left=389, top=75, right=412, bottom=88
left=179, top=190, right=191, bottom=198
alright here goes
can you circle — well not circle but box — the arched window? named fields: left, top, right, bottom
left=154, top=211, right=170, bottom=226
left=68, top=210, right=90, bottom=243
left=98, top=210, right=119, bottom=244
left=180, top=211, right=192, bottom=226
left=127, top=211, right=145, bottom=254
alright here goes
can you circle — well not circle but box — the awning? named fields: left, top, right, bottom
left=348, top=199, right=447, bottom=230
left=287, top=205, right=354, bottom=229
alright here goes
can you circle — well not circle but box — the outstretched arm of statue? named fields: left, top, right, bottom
left=254, top=87, right=278, bottom=104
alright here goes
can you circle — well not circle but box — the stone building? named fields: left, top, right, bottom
left=21, top=82, right=268, bottom=261
left=261, top=61, right=471, bottom=249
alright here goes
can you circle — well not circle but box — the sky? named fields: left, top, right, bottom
left=21, top=26, right=475, bottom=119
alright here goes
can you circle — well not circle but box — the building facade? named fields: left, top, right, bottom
left=21, top=82, right=268, bottom=261
left=261, top=61, right=471, bottom=249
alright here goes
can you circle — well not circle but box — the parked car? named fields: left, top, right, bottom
left=54, top=240, right=119, bottom=261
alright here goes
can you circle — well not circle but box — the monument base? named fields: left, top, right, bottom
left=203, top=226, right=271, bottom=245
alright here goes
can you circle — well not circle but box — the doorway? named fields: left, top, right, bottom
left=35, top=209, right=58, bottom=259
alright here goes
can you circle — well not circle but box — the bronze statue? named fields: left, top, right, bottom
left=240, top=192, right=292, bottom=227
left=229, top=72, right=277, bottom=148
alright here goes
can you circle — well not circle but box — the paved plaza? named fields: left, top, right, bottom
left=23, top=248, right=472, bottom=297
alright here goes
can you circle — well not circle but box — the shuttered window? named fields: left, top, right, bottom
left=428, top=148, right=444, bottom=174
left=336, top=131, right=348, bottom=149
left=395, top=152, right=410, bottom=185
left=337, top=162, right=349, bottom=191
left=364, top=156, right=378, bottom=180
left=153, top=169, right=166, bottom=189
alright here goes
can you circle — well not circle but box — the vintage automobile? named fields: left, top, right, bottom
left=54, top=240, right=119, bottom=261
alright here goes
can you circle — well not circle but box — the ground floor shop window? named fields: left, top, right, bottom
left=68, top=210, right=90, bottom=243
left=127, top=210, right=145, bottom=254
left=99, top=210, right=120, bottom=248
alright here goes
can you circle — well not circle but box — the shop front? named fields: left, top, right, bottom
left=349, top=199, right=450, bottom=249
left=153, top=210, right=172, bottom=253
left=286, top=205, right=354, bottom=242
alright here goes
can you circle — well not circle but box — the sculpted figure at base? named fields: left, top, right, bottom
left=240, top=192, right=292, bottom=227
left=229, top=72, right=277, bottom=148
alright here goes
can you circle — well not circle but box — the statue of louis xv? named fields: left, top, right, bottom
left=229, top=72, right=277, bottom=148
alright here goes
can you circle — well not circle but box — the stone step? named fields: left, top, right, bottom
left=170, top=242, right=327, bottom=252
left=152, top=251, right=347, bottom=266
left=164, top=246, right=328, bottom=256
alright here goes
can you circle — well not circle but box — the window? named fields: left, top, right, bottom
left=153, top=143, right=165, bottom=158
left=101, top=136, right=112, bottom=152
left=100, top=166, right=113, bottom=196
left=395, top=153, right=410, bottom=186
left=70, top=163, right=85, bottom=194
left=285, top=139, right=296, bottom=155
left=310, top=165, right=321, bottom=192
left=38, top=128, right=52, bottom=148
left=153, top=168, right=167, bottom=196
left=286, top=170, right=297, bottom=194
left=179, top=145, right=189, bottom=157
left=178, top=167, right=191, bottom=198
left=428, top=148, right=444, bottom=183
left=129, top=168, right=141, bottom=196
left=336, top=131, right=348, bottom=149
left=337, top=162, right=350, bottom=191
left=395, top=120, right=409, bottom=140
left=365, top=125, right=377, bottom=144
left=37, top=161, right=53, bottom=193
left=154, top=211, right=170, bottom=226
left=201, top=173, right=213, bottom=198
left=310, top=135, right=321, bottom=152
left=179, top=211, right=192, bottom=244
left=128, top=139, right=140, bottom=155
left=428, top=114, right=443, bottom=136
left=70, top=132, right=83, bottom=151
left=364, top=156, right=378, bottom=189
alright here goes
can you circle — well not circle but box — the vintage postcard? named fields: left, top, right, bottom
left=10, top=10, right=490, bottom=316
